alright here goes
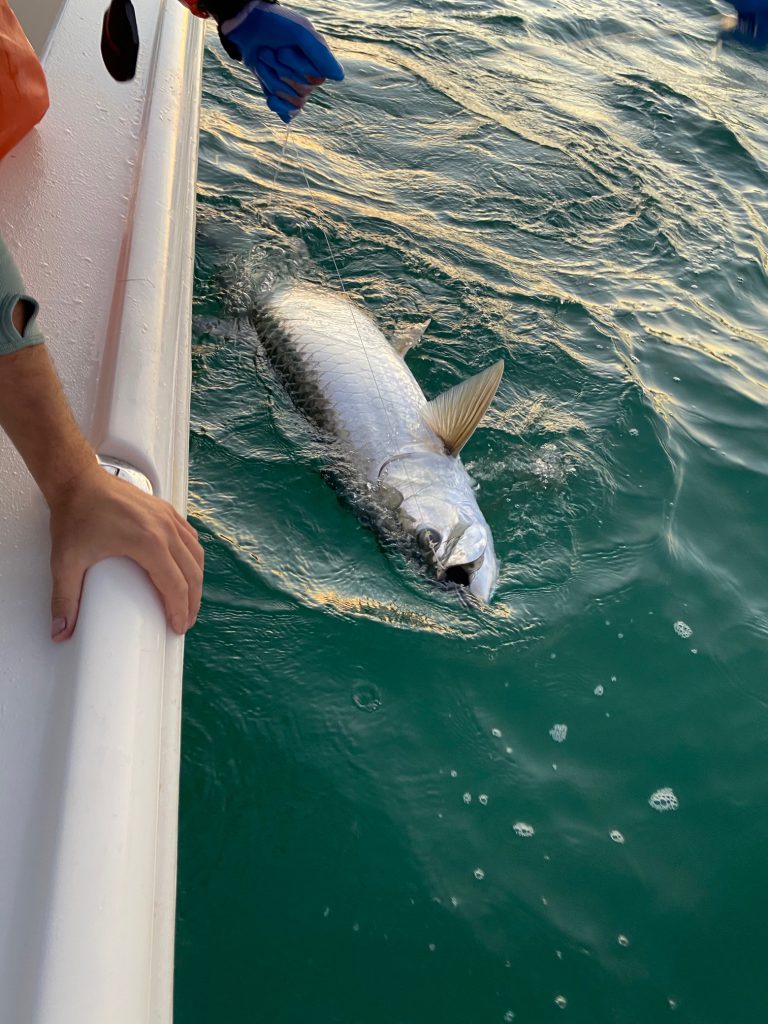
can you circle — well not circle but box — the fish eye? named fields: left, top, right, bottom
left=417, top=528, right=441, bottom=554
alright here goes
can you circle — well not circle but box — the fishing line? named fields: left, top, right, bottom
left=271, top=124, right=291, bottom=190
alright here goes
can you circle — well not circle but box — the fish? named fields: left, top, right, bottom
left=253, top=281, right=504, bottom=602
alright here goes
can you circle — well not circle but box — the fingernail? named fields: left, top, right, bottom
left=51, top=617, right=67, bottom=639
left=172, top=615, right=186, bottom=635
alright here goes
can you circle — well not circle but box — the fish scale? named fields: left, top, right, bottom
left=256, top=282, right=440, bottom=478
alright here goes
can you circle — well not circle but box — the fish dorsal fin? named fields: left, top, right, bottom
left=392, top=318, right=431, bottom=357
left=422, top=360, right=504, bottom=456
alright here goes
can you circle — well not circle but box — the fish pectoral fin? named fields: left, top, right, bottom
left=392, top=318, right=432, bottom=357
left=422, top=360, right=504, bottom=456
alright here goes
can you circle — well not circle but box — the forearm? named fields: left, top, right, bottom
left=0, top=232, right=96, bottom=504
left=0, top=343, right=97, bottom=507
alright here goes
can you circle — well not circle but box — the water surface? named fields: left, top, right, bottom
left=176, top=4, right=768, bottom=1021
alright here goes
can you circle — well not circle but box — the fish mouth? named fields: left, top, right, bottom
left=416, top=525, right=496, bottom=602
left=440, top=562, right=495, bottom=604
left=446, top=547, right=497, bottom=603
left=445, top=563, right=472, bottom=588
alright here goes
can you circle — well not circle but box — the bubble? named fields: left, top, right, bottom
left=532, top=443, right=569, bottom=485
left=673, top=620, right=692, bottom=639
left=463, top=792, right=472, bottom=804
left=352, top=682, right=382, bottom=713
left=479, top=794, right=489, bottom=805
left=474, top=868, right=485, bottom=880
left=611, top=675, right=617, bottom=682
left=668, top=998, right=678, bottom=1010
left=609, top=830, right=625, bottom=844
left=514, top=822, right=535, bottom=838
left=450, top=896, right=459, bottom=907
left=649, top=787, right=679, bottom=812
left=492, top=728, right=502, bottom=738
left=618, top=934, right=630, bottom=947
left=323, top=906, right=330, bottom=917
left=352, top=922, right=360, bottom=932
left=628, top=428, right=639, bottom=436
left=428, top=943, right=436, bottom=952
left=504, top=1013, right=516, bottom=1022
left=549, top=724, right=568, bottom=743
left=555, top=995, right=567, bottom=1009
left=450, top=770, right=458, bottom=778
left=506, top=746, right=513, bottom=754
left=594, top=685, right=604, bottom=696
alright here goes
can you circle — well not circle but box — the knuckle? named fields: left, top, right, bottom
left=141, top=525, right=168, bottom=553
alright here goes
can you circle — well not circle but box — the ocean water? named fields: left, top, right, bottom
left=175, top=3, right=768, bottom=1022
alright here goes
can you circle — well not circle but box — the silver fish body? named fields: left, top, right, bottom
left=254, top=282, right=500, bottom=601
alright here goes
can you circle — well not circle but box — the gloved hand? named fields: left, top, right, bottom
left=220, top=1, right=344, bottom=123
left=720, top=0, right=768, bottom=48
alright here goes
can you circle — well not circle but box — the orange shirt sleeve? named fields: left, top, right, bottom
left=0, top=0, right=49, bottom=160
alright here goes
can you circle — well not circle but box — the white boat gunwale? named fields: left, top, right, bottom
left=0, top=3, right=204, bottom=1021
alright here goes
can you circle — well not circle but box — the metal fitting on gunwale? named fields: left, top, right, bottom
left=96, top=455, right=153, bottom=495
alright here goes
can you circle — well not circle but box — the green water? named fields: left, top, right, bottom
left=175, top=3, right=768, bottom=1021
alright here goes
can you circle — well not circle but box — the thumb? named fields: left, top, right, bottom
left=51, top=555, right=85, bottom=642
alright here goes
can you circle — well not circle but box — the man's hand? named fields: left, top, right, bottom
left=0, top=339, right=204, bottom=642
left=221, top=1, right=344, bottom=123
left=49, top=464, right=204, bottom=641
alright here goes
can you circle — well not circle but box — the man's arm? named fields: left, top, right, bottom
left=0, top=238, right=203, bottom=641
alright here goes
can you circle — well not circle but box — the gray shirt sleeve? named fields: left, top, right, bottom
left=0, top=232, right=45, bottom=356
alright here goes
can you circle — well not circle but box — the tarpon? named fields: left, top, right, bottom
left=253, top=282, right=504, bottom=601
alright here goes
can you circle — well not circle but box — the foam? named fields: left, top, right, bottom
left=649, top=787, right=679, bottom=812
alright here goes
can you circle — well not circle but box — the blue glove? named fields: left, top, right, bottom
left=720, top=1, right=768, bottom=48
left=221, top=1, right=345, bottom=123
